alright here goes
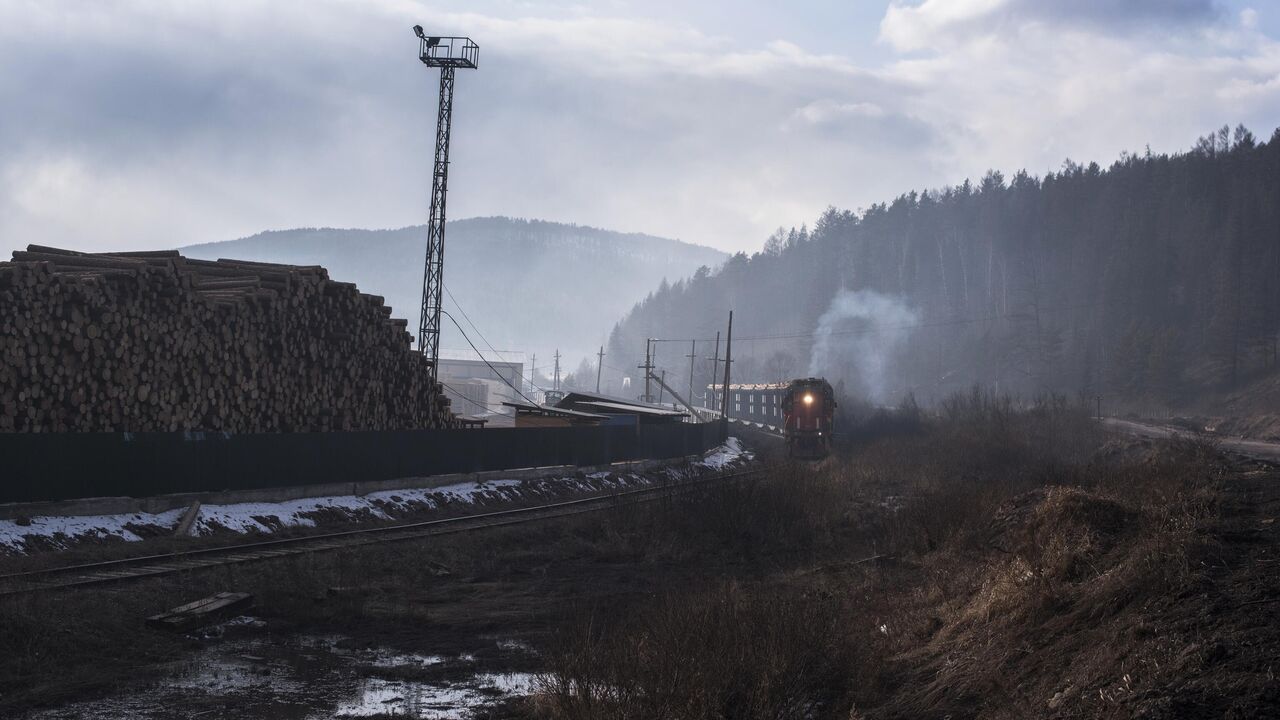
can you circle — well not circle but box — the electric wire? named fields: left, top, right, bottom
left=441, top=310, right=542, bottom=407
left=441, top=283, right=552, bottom=394
left=442, top=283, right=517, bottom=364
left=645, top=301, right=1101, bottom=345
left=437, top=380, right=508, bottom=414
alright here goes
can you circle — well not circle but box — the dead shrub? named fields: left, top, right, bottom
left=1001, top=487, right=1137, bottom=582
left=599, top=464, right=853, bottom=562
left=535, top=582, right=864, bottom=720
left=836, top=392, right=924, bottom=447
left=530, top=391, right=1247, bottom=720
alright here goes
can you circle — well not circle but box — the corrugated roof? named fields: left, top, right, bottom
left=574, top=400, right=688, bottom=417
left=501, top=401, right=606, bottom=419
left=555, top=390, right=680, bottom=412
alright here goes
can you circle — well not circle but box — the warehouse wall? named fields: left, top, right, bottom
left=0, top=421, right=728, bottom=503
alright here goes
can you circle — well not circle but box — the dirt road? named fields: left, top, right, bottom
left=1104, top=417, right=1280, bottom=462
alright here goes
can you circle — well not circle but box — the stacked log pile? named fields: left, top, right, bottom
left=0, top=245, right=456, bottom=433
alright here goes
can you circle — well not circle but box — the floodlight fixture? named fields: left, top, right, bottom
left=416, top=33, right=478, bottom=69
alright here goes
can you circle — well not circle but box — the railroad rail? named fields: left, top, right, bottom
left=0, top=466, right=764, bottom=597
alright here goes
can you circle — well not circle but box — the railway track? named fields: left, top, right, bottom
left=0, top=466, right=764, bottom=597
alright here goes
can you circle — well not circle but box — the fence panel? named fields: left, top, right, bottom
left=0, top=421, right=728, bottom=504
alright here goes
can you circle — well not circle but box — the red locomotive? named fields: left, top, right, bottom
left=781, top=378, right=835, bottom=459
left=708, top=377, right=836, bottom=459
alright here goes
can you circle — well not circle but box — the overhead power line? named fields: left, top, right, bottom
left=647, top=301, right=1101, bottom=345
left=443, top=283, right=518, bottom=364
left=442, top=280, right=547, bottom=392
left=438, top=380, right=507, bottom=413
left=441, top=310, right=541, bottom=407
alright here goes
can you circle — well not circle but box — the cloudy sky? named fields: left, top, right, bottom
left=2, top=0, right=1278, bottom=254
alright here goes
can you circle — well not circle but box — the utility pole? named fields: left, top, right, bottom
left=529, top=353, right=535, bottom=394
left=686, top=340, right=696, bottom=414
left=553, top=349, right=561, bottom=392
left=412, top=28, right=478, bottom=382
left=596, top=345, right=605, bottom=394
left=657, top=370, right=666, bottom=403
left=651, top=343, right=659, bottom=401
left=638, top=339, right=656, bottom=403
left=721, top=311, right=733, bottom=429
left=710, top=331, right=720, bottom=412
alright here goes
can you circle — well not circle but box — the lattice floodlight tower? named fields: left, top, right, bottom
left=413, top=26, right=478, bottom=380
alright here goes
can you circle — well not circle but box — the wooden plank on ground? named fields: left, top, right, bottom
left=174, top=501, right=202, bottom=537
left=146, top=591, right=254, bottom=632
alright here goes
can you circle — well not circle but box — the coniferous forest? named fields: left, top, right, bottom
left=605, top=126, right=1280, bottom=411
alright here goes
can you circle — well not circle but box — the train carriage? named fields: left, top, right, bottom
left=712, top=383, right=788, bottom=423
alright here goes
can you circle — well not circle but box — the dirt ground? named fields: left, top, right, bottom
left=1168, top=413, right=1280, bottom=444
left=523, top=402, right=1280, bottom=719
left=861, top=451, right=1280, bottom=719
left=2, top=410, right=1278, bottom=719
left=0, top=454, right=753, bottom=717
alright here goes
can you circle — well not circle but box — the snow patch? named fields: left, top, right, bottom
left=0, top=508, right=185, bottom=550
left=701, top=436, right=749, bottom=469
left=0, top=438, right=751, bottom=554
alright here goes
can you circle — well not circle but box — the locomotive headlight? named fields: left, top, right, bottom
left=803, top=393, right=814, bottom=405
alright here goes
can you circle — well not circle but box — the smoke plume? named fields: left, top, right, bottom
left=808, top=289, right=920, bottom=403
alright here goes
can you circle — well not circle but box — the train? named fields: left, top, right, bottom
left=708, top=377, right=836, bottom=459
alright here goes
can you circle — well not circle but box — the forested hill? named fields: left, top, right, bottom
left=606, top=126, right=1280, bottom=411
left=182, top=217, right=726, bottom=369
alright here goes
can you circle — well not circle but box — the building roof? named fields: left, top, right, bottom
left=501, top=401, right=606, bottom=420
left=573, top=400, right=688, bottom=418
left=555, top=390, right=680, bottom=412
left=710, top=383, right=789, bottom=391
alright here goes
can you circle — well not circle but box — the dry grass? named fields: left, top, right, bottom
left=535, top=582, right=868, bottom=720
left=528, top=391, right=1267, bottom=720
left=2, top=391, right=1267, bottom=719
left=864, top=434, right=1232, bottom=719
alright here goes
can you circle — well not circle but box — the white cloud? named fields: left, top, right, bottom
left=0, top=1, right=1277, bottom=257
left=791, top=100, right=887, bottom=126
left=880, top=0, right=1010, bottom=51
left=879, top=0, right=1221, bottom=52
left=875, top=5, right=1280, bottom=180
left=0, top=1, right=917, bottom=253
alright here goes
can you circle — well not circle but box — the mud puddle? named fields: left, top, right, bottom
left=26, top=621, right=537, bottom=719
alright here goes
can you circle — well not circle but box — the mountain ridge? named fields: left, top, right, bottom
left=604, top=126, right=1280, bottom=410
left=179, top=216, right=727, bottom=373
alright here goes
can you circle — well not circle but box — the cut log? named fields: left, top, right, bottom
left=0, top=246, right=459, bottom=433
